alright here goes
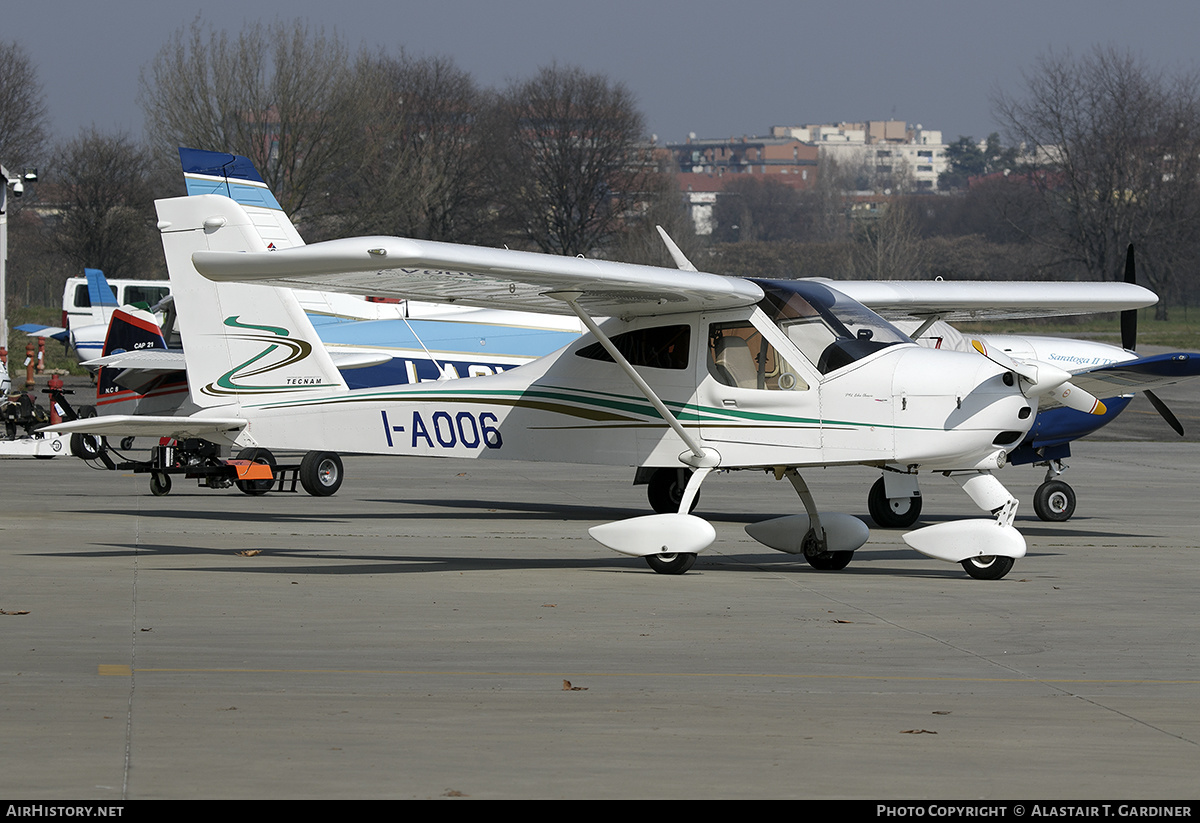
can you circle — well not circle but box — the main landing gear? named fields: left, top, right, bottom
left=645, top=467, right=699, bottom=514
left=867, top=477, right=922, bottom=528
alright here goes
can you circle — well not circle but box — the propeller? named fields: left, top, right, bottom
left=1121, top=244, right=1138, bottom=351
left=971, top=338, right=1107, bottom=416
left=1119, top=244, right=1185, bottom=435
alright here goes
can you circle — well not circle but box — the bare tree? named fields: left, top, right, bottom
left=139, top=18, right=372, bottom=234
left=848, top=198, right=926, bottom=280
left=490, top=64, right=649, bottom=257
left=604, top=164, right=702, bottom=267
left=45, top=129, right=162, bottom=279
left=712, top=176, right=804, bottom=243
left=994, top=46, right=1200, bottom=315
left=334, top=52, right=492, bottom=243
left=0, top=41, right=48, bottom=168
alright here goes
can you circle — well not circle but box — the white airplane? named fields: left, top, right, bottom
left=50, top=192, right=1175, bottom=581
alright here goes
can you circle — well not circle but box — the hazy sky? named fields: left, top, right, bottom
left=7, top=0, right=1200, bottom=156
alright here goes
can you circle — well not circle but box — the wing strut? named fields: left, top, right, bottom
left=547, top=290, right=716, bottom=467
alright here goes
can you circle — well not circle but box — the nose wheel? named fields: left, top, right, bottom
left=1033, top=479, right=1075, bottom=522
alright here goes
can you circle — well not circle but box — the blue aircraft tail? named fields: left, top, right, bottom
left=85, top=268, right=118, bottom=308
left=178, top=148, right=305, bottom=249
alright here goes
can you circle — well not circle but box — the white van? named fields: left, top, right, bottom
left=61, top=275, right=170, bottom=330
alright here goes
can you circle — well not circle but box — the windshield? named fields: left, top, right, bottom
left=752, top=279, right=912, bottom=374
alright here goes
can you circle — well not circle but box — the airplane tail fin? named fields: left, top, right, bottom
left=95, top=306, right=169, bottom=401
left=155, top=194, right=346, bottom=411
left=178, top=147, right=305, bottom=250
left=85, top=268, right=119, bottom=308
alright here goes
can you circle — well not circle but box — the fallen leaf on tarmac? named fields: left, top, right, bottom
left=237, top=550, right=262, bottom=557
left=0, top=610, right=30, bottom=615
left=444, top=789, right=468, bottom=797
left=456, top=473, right=468, bottom=477
left=901, top=729, right=937, bottom=734
left=541, top=604, right=556, bottom=608
left=562, top=680, right=588, bottom=691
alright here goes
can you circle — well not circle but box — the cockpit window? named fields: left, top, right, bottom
left=752, top=279, right=911, bottom=374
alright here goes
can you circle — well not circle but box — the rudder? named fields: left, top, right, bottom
left=155, top=194, right=346, bottom=412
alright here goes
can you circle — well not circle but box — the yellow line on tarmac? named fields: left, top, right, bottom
left=97, top=665, right=1200, bottom=685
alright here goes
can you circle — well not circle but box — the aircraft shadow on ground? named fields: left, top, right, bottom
left=32, top=502, right=1118, bottom=578
left=37, top=540, right=1057, bottom=579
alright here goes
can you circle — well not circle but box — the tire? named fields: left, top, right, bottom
left=644, top=553, right=697, bottom=575
left=235, top=448, right=276, bottom=495
left=867, top=477, right=921, bottom=528
left=1033, top=479, right=1075, bottom=522
left=960, top=555, right=1015, bottom=580
left=805, top=551, right=854, bottom=571
left=70, top=432, right=105, bottom=461
left=150, top=472, right=172, bottom=496
left=300, top=451, right=343, bottom=497
left=646, top=467, right=697, bottom=514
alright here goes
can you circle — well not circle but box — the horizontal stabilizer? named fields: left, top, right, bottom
left=745, top=513, right=869, bottom=554
left=588, top=514, right=716, bottom=557
left=85, top=348, right=392, bottom=372
left=85, top=349, right=186, bottom=370
left=17, top=324, right=68, bottom=341
left=44, top=414, right=246, bottom=439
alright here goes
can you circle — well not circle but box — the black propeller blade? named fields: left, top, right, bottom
left=1145, top=389, right=1185, bottom=436
left=1119, top=243, right=1185, bottom=436
left=1121, top=243, right=1137, bottom=351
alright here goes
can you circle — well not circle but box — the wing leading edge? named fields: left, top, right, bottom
left=189, top=228, right=763, bottom=320
left=831, top=280, right=1158, bottom=321
left=1067, top=352, right=1200, bottom=395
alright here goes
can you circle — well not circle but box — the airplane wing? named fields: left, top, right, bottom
left=191, top=237, right=765, bottom=318
left=45, top=415, right=246, bottom=439
left=1066, top=352, right=1200, bottom=395
left=828, top=280, right=1157, bottom=321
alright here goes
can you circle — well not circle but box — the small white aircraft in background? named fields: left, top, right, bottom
left=52, top=192, right=1175, bottom=581
left=832, top=245, right=1197, bottom=526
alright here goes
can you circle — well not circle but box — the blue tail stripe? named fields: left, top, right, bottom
left=85, top=268, right=117, bottom=307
